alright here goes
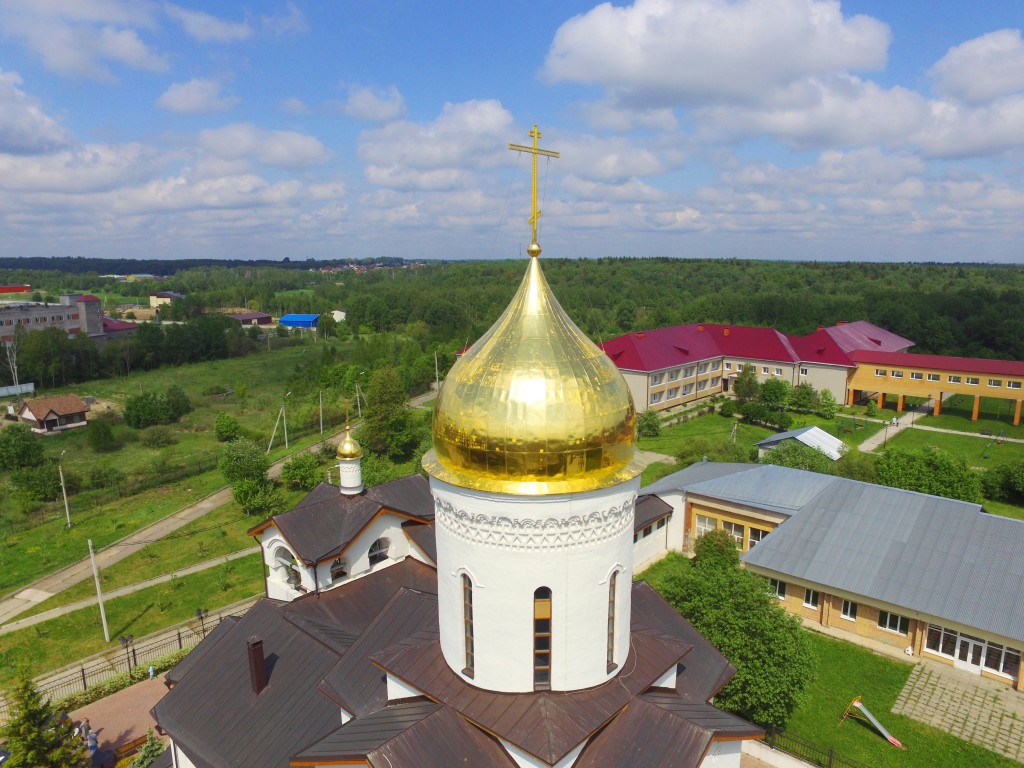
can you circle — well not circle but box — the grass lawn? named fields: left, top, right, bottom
left=787, top=413, right=885, bottom=448
left=0, top=427, right=335, bottom=599
left=885, top=428, right=1024, bottom=470
left=979, top=498, right=1024, bottom=520
left=12, top=493, right=286, bottom=619
left=638, top=413, right=775, bottom=456
left=0, top=553, right=264, bottom=688
left=786, top=632, right=1019, bottom=768
left=918, top=395, right=1024, bottom=440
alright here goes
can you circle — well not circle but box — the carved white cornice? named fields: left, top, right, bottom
left=434, top=496, right=635, bottom=550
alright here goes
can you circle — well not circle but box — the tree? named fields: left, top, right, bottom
left=0, top=673, right=88, bottom=767
left=0, top=423, right=45, bottom=470
left=733, top=364, right=760, bottom=404
left=876, top=446, right=982, bottom=502
left=637, top=409, right=662, bottom=438
left=692, top=529, right=740, bottom=570
left=357, top=366, right=417, bottom=460
left=865, top=399, right=879, bottom=418
left=281, top=452, right=324, bottom=490
left=760, top=442, right=834, bottom=474
left=130, top=728, right=166, bottom=768
left=789, top=382, right=819, bottom=413
left=165, top=385, right=192, bottom=420
left=818, top=389, right=837, bottom=420
left=214, top=413, right=242, bottom=442
left=759, top=378, right=791, bottom=411
left=219, top=439, right=269, bottom=485
left=231, top=478, right=282, bottom=516
left=642, top=552, right=813, bottom=730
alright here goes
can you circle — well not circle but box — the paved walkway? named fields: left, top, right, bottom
left=0, top=547, right=260, bottom=636
left=69, top=676, right=168, bottom=764
left=893, top=663, right=1024, bottom=763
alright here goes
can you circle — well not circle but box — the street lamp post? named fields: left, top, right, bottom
left=196, top=608, right=209, bottom=636
left=119, top=635, right=134, bottom=671
left=59, top=450, right=71, bottom=528
left=283, top=392, right=291, bottom=449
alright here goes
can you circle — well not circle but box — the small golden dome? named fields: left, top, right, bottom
left=424, top=255, right=640, bottom=495
left=336, top=426, right=362, bottom=460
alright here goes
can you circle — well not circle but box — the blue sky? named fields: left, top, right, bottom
left=1, top=1, right=1022, bottom=263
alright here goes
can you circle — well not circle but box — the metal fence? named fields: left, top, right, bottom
left=766, top=729, right=874, bottom=768
left=0, top=600, right=257, bottom=724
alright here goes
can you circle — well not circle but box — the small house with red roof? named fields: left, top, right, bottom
left=19, top=394, right=90, bottom=434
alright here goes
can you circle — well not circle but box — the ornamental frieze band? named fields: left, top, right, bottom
left=434, top=496, right=636, bottom=549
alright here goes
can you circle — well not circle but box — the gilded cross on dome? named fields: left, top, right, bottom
left=508, top=124, right=559, bottom=257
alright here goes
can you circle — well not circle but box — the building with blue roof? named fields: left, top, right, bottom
left=278, top=313, right=320, bottom=329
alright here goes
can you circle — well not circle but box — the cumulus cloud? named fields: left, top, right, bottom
left=577, top=100, right=678, bottom=132
left=555, top=134, right=665, bottom=180
left=157, top=79, right=240, bottom=114
left=544, top=0, right=890, bottom=107
left=918, top=95, right=1024, bottom=158
left=0, top=71, right=70, bottom=154
left=164, top=3, right=252, bottom=43
left=198, top=123, right=328, bottom=168
left=0, top=143, right=163, bottom=193
left=931, top=29, right=1024, bottom=104
left=343, top=85, right=405, bottom=122
left=700, top=75, right=929, bottom=148
left=358, top=100, right=514, bottom=189
left=0, top=1, right=167, bottom=80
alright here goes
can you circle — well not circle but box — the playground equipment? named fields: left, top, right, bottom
left=840, top=696, right=905, bottom=749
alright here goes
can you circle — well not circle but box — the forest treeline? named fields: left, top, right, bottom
left=4, top=258, right=1024, bottom=363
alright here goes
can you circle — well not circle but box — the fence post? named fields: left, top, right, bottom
left=132, top=648, right=138, bottom=668
left=177, top=630, right=182, bottom=650
left=828, top=746, right=834, bottom=768
left=81, top=667, right=87, bottom=692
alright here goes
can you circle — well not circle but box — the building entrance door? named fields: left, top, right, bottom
left=954, top=634, right=984, bottom=674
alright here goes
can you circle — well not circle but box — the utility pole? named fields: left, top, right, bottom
left=59, top=450, right=71, bottom=528
left=319, top=390, right=324, bottom=434
left=283, top=392, right=290, bottom=449
left=89, top=539, right=110, bottom=642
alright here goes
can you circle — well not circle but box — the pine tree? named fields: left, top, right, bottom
left=0, top=674, right=88, bottom=768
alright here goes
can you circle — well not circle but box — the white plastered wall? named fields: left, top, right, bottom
left=432, top=476, right=638, bottom=693
left=313, top=513, right=412, bottom=592
left=701, top=739, right=742, bottom=768
left=633, top=518, right=670, bottom=571
left=260, top=530, right=313, bottom=602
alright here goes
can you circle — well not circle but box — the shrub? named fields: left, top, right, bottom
left=89, top=464, right=126, bottom=490
left=124, top=386, right=193, bottom=429
left=281, top=453, right=324, bottom=491
left=865, top=399, right=879, bottom=417
left=0, top=423, right=45, bottom=470
left=718, top=399, right=736, bottom=417
left=637, top=409, right=662, bottom=438
left=11, top=462, right=77, bottom=502
left=87, top=416, right=120, bottom=453
left=214, top=413, right=242, bottom=442
left=141, top=426, right=176, bottom=449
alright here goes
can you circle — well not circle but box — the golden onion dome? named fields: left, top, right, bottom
left=423, top=252, right=640, bottom=495
left=336, top=426, right=363, bottom=460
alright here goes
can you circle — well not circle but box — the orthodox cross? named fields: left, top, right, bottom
left=508, top=124, right=559, bottom=255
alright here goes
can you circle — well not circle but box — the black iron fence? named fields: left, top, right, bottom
left=0, top=600, right=256, bottom=724
left=766, top=729, right=874, bottom=768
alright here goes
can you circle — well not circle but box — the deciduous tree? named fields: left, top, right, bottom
left=876, top=446, right=982, bottom=502
left=219, top=439, right=269, bottom=485
left=759, top=441, right=834, bottom=474
left=818, top=389, right=837, bottom=420
left=733, top=364, right=760, bottom=404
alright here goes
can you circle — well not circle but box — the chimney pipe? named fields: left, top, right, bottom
left=247, top=636, right=267, bottom=695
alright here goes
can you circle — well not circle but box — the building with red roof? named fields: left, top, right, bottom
left=600, top=321, right=913, bottom=413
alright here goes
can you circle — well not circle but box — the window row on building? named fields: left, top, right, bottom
left=694, top=513, right=770, bottom=551
left=873, top=368, right=1022, bottom=389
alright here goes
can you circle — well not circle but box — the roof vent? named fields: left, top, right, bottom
left=635, top=332, right=644, bottom=338
left=723, top=328, right=730, bottom=337
left=247, top=635, right=268, bottom=695
left=697, top=325, right=704, bottom=332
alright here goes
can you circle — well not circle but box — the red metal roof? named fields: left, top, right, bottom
left=851, top=350, right=1024, bottom=377
left=788, top=328, right=856, bottom=368
left=824, top=320, right=913, bottom=355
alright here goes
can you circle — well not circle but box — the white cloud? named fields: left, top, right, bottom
left=0, top=142, right=163, bottom=193
left=157, top=79, right=240, bottom=114
left=931, top=29, right=1024, bottom=104
left=699, top=76, right=928, bottom=148
left=280, top=97, right=310, bottom=115
left=544, top=0, right=890, bottom=107
left=0, top=71, right=71, bottom=154
left=555, top=134, right=665, bottom=180
left=198, top=123, right=328, bottom=168
left=918, top=95, right=1024, bottom=158
left=358, top=100, right=514, bottom=189
left=577, top=100, right=678, bottom=132
left=261, top=1, right=307, bottom=35
left=343, top=85, right=405, bottom=122
left=562, top=174, right=665, bottom=202
left=164, top=3, right=252, bottom=43
left=0, top=1, right=167, bottom=80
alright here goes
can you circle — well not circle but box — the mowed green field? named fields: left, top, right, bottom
left=786, top=632, right=1020, bottom=768
left=918, top=395, right=1024, bottom=440
left=886, top=427, right=1024, bottom=469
